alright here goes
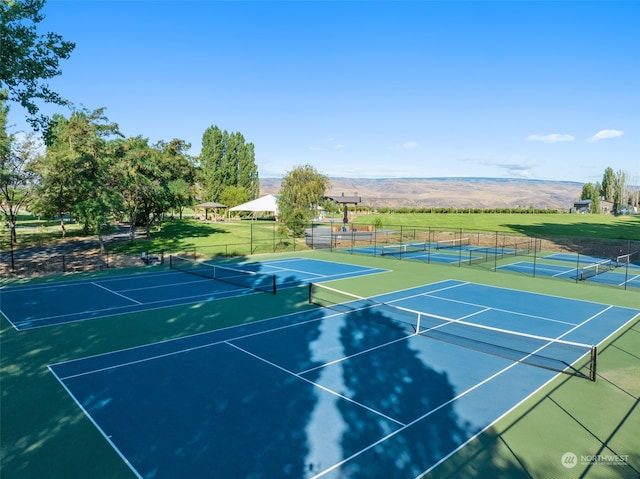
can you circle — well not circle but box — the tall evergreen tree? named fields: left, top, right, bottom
left=612, top=169, right=627, bottom=213
left=199, top=126, right=259, bottom=203
left=601, top=167, right=615, bottom=202
left=591, top=181, right=601, bottom=214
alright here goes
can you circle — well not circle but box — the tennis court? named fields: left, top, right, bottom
left=498, top=260, right=640, bottom=289
left=344, top=241, right=533, bottom=266
left=0, top=257, right=387, bottom=330
left=49, top=280, right=639, bottom=479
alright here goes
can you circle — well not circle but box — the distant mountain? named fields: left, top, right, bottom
left=260, top=177, right=582, bottom=210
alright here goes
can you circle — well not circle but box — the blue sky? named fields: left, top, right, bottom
left=8, top=1, right=639, bottom=182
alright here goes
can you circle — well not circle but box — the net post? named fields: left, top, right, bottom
left=308, top=283, right=313, bottom=304
left=169, top=254, right=174, bottom=269
left=272, top=275, right=277, bottom=295
left=416, top=312, right=421, bottom=334
left=590, top=346, right=597, bottom=382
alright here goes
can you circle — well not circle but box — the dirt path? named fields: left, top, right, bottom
left=2, top=227, right=147, bottom=277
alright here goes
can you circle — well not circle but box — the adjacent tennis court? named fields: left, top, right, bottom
left=49, top=280, right=639, bottom=479
left=498, top=260, right=640, bottom=289
left=0, top=257, right=387, bottom=330
left=344, top=239, right=640, bottom=290
left=344, top=240, right=536, bottom=266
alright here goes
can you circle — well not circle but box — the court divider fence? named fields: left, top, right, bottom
left=2, top=220, right=639, bottom=291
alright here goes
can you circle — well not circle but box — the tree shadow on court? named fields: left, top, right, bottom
left=422, top=316, right=640, bottom=479
left=0, top=282, right=316, bottom=479
left=328, top=307, right=471, bottom=478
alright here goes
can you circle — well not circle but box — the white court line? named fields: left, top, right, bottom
left=91, top=282, right=142, bottom=305
left=47, top=366, right=144, bottom=479
left=49, top=306, right=321, bottom=373
left=420, top=290, right=579, bottom=327
left=15, top=286, right=253, bottom=329
left=226, top=341, right=406, bottom=427
left=312, top=303, right=614, bottom=479
left=415, top=304, right=616, bottom=479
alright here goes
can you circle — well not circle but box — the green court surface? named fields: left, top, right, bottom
left=1, top=250, right=639, bottom=479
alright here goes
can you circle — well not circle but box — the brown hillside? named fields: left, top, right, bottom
left=260, top=177, right=582, bottom=210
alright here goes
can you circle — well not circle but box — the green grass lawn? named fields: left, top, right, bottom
left=352, top=212, right=640, bottom=240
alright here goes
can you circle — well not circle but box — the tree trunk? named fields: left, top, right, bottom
left=57, top=185, right=66, bottom=238
left=10, top=222, right=17, bottom=244
left=97, top=232, right=106, bottom=254
left=129, top=211, right=136, bottom=242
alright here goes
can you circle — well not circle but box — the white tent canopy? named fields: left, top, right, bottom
left=229, top=194, right=279, bottom=218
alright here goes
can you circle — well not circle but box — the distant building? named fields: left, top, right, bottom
left=573, top=200, right=592, bottom=213
left=572, top=199, right=615, bottom=214
left=600, top=200, right=615, bottom=214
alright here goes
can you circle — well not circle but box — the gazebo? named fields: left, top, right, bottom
left=324, top=193, right=362, bottom=228
left=194, top=202, right=227, bottom=221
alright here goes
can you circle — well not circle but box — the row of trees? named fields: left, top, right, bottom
left=2, top=1, right=264, bottom=250
left=0, top=98, right=260, bottom=249
left=580, top=167, right=638, bottom=214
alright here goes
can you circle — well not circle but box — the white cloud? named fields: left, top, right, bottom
left=586, top=129, right=624, bottom=142
left=388, top=141, right=419, bottom=151
left=526, top=133, right=575, bottom=143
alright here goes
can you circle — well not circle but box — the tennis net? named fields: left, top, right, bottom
left=170, top=255, right=276, bottom=294
left=436, top=237, right=470, bottom=249
left=616, top=251, right=638, bottom=268
left=308, top=282, right=597, bottom=381
left=579, top=259, right=614, bottom=280
left=381, top=242, right=427, bottom=256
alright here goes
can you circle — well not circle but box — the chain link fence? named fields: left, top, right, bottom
left=2, top=221, right=638, bottom=291
left=0, top=222, right=306, bottom=279
left=306, top=222, right=640, bottom=291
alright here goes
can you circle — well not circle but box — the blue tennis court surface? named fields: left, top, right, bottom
left=344, top=243, right=525, bottom=265
left=498, top=261, right=640, bottom=288
left=49, top=280, right=639, bottom=479
left=0, top=258, right=387, bottom=330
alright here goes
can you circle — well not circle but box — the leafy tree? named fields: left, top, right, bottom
left=580, top=183, right=594, bottom=201
left=0, top=0, right=75, bottom=130
left=30, top=113, right=76, bottom=236
left=277, top=164, right=329, bottom=236
left=33, top=108, right=121, bottom=250
left=114, top=137, right=195, bottom=239
left=113, top=136, right=158, bottom=240
left=219, top=185, right=250, bottom=209
left=579, top=182, right=601, bottom=213
left=0, top=100, right=42, bottom=243
left=199, top=126, right=259, bottom=202
left=157, top=139, right=196, bottom=220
